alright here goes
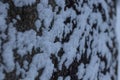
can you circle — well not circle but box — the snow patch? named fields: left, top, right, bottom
left=12, top=0, right=36, bottom=7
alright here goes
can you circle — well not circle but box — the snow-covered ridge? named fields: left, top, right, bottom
left=0, top=0, right=118, bottom=80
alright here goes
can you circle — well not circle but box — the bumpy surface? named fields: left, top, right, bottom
left=0, top=0, right=118, bottom=80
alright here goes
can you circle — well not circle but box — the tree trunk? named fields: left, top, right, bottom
left=0, top=0, right=118, bottom=80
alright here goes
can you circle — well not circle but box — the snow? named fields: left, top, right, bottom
left=77, top=63, right=85, bottom=79
left=98, top=72, right=111, bottom=80
left=83, top=55, right=100, bottom=80
left=35, top=19, right=41, bottom=31
left=0, top=71, right=4, bottom=80
left=16, top=30, right=37, bottom=56
left=0, top=65, right=5, bottom=80
left=16, top=15, right=21, bottom=20
left=116, top=1, right=120, bottom=80
left=58, top=76, right=63, bottom=80
left=55, top=0, right=65, bottom=8
left=0, top=0, right=118, bottom=80
left=12, top=0, right=36, bottom=7
left=39, top=8, right=53, bottom=29
left=64, top=76, right=71, bottom=80
left=40, top=59, right=54, bottom=80
left=0, top=2, right=8, bottom=33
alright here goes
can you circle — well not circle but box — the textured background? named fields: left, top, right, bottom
left=0, top=0, right=118, bottom=80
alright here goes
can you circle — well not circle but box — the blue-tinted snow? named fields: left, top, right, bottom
left=58, top=76, right=63, bottom=80
left=12, top=0, right=36, bottom=7
left=77, top=63, right=85, bottom=79
left=0, top=2, right=8, bottom=33
left=35, top=19, right=41, bottom=31
left=0, top=0, right=118, bottom=80
left=64, top=76, right=71, bottom=80
left=116, top=1, right=120, bottom=80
